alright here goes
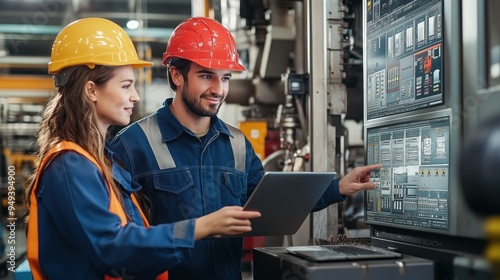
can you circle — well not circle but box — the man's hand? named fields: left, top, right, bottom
left=338, top=163, right=383, bottom=196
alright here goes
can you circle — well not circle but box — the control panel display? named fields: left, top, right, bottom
left=365, top=116, right=449, bottom=230
left=366, top=0, right=443, bottom=120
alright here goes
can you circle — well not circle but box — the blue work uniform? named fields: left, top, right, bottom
left=33, top=145, right=190, bottom=279
left=110, top=98, right=346, bottom=280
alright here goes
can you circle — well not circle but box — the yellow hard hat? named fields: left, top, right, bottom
left=48, top=17, right=153, bottom=74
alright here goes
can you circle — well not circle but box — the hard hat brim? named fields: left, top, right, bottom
left=48, top=59, right=154, bottom=74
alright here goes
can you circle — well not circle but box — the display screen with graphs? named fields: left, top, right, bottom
left=366, top=0, right=443, bottom=120
left=365, top=116, right=450, bottom=231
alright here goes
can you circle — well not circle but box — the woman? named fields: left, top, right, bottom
left=25, top=17, right=260, bottom=280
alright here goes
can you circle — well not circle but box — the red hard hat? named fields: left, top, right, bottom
left=162, top=17, right=245, bottom=71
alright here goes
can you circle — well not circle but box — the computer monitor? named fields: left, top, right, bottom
left=363, top=0, right=485, bottom=245
left=365, top=0, right=444, bottom=121
left=365, top=115, right=450, bottom=233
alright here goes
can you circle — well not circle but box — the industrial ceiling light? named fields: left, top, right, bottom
left=127, top=20, right=140, bottom=30
left=127, top=0, right=145, bottom=30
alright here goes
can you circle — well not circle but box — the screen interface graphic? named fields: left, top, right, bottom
left=366, top=0, right=443, bottom=120
left=365, top=116, right=449, bottom=230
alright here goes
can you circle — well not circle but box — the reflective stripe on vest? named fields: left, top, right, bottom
left=138, top=114, right=246, bottom=172
left=138, top=115, right=176, bottom=169
left=26, top=141, right=168, bottom=280
left=225, top=123, right=246, bottom=173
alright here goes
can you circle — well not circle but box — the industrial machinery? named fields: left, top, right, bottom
left=221, top=0, right=361, bottom=245
left=226, top=0, right=498, bottom=278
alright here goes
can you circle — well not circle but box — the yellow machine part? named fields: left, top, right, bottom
left=239, top=121, right=268, bottom=161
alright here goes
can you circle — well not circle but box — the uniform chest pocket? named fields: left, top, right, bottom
left=222, top=170, right=246, bottom=198
left=153, top=169, right=194, bottom=194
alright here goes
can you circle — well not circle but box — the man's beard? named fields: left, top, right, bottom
left=181, top=85, right=222, bottom=117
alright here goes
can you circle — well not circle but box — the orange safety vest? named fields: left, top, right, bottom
left=27, top=141, right=168, bottom=280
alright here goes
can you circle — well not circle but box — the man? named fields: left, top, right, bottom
left=111, top=16, right=382, bottom=279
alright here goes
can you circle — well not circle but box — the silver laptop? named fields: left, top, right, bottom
left=238, top=171, right=337, bottom=237
left=286, top=244, right=402, bottom=262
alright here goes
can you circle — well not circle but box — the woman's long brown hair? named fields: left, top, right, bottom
left=25, top=65, right=124, bottom=218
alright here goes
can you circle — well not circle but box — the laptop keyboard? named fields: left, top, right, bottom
left=330, top=237, right=372, bottom=245
left=321, top=245, right=384, bottom=256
